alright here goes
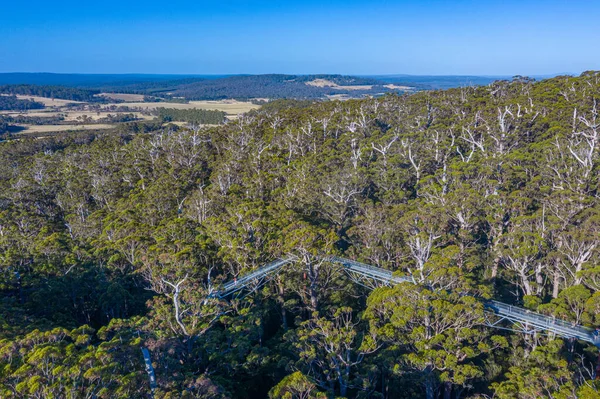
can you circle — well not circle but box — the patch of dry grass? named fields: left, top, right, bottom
left=102, top=100, right=260, bottom=115
left=15, top=95, right=83, bottom=107
left=305, top=79, right=373, bottom=90
left=20, top=124, right=114, bottom=133
left=62, top=111, right=153, bottom=122
left=384, top=84, right=413, bottom=90
left=98, top=93, right=146, bottom=101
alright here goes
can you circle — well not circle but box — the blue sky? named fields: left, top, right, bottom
left=1, top=0, right=599, bottom=75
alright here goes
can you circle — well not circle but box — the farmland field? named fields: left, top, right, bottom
left=98, top=93, right=146, bottom=101
left=1, top=95, right=261, bottom=136
left=102, top=99, right=260, bottom=115
left=18, top=124, right=115, bottom=133
left=306, top=78, right=373, bottom=90
left=15, top=95, right=83, bottom=107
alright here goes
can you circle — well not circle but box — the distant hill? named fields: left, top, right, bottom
left=0, top=73, right=407, bottom=100
left=0, top=73, right=223, bottom=87
left=166, top=74, right=391, bottom=100
left=0, top=72, right=537, bottom=100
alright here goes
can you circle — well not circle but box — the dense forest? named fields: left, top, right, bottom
left=155, top=108, right=227, bottom=125
left=0, top=73, right=502, bottom=93
left=1, top=73, right=600, bottom=399
left=167, top=74, right=390, bottom=100
left=0, top=94, right=45, bottom=111
left=4, top=114, right=65, bottom=125
left=0, top=85, right=106, bottom=102
left=0, top=116, right=8, bottom=134
left=0, top=74, right=411, bottom=101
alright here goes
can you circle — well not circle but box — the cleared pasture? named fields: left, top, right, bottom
left=102, top=100, right=260, bottom=115
left=20, top=124, right=114, bottom=133
left=306, top=79, right=373, bottom=90
left=15, top=95, right=83, bottom=107
left=62, top=111, right=153, bottom=121
left=98, top=93, right=146, bottom=101
left=0, top=110, right=63, bottom=117
left=384, top=84, right=414, bottom=90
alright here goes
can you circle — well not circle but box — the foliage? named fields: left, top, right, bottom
left=133, top=74, right=403, bottom=100
left=156, top=107, right=227, bottom=125
left=0, top=72, right=600, bottom=398
left=0, top=94, right=45, bottom=110
left=0, top=84, right=104, bottom=102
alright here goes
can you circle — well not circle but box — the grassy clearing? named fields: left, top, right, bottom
left=15, top=95, right=82, bottom=107
left=62, top=111, right=154, bottom=122
left=0, top=110, right=62, bottom=117
left=305, top=79, right=373, bottom=90
left=98, top=93, right=146, bottom=101
left=19, top=124, right=115, bottom=133
left=4, top=98, right=259, bottom=134
left=384, top=84, right=413, bottom=90
left=1, top=110, right=153, bottom=122
left=102, top=99, right=260, bottom=115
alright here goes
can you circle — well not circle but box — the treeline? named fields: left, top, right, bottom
left=295, top=74, right=382, bottom=86
left=5, top=114, right=65, bottom=125
left=0, top=94, right=45, bottom=110
left=257, top=98, right=317, bottom=112
left=1, top=72, right=600, bottom=398
left=0, top=84, right=104, bottom=102
left=95, top=77, right=207, bottom=95
left=0, top=116, right=8, bottom=135
left=0, top=75, right=411, bottom=102
left=169, top=74, right=385, bottom=100
left=155, top=107, right=227, bottom=124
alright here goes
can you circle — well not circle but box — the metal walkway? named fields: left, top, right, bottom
left=483, top=300, right=598, bottom=344
left=211, top=256, right=296, bottom=298
left=326, top=256, right=415, bottom=287
left=212, top=255, right=600, bottom=348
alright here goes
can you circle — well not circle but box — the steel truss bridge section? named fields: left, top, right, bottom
left=483, top=300, right=598, bottom=345
left=325, top=256, right=415, bottom=289
left=212, top=255, right=600, bottom=348
left=211, top=256, right=296, bottom=298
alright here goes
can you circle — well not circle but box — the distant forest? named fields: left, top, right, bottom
left=0, top=74, right=415, bottom=101
left=0, top=116, right=8, bottom=134
left=0, top=74, right=536, bottom=102
left=0, top=84, right=106, bottom=102
left=155, top=107, right=227, bottom=124
left=0, top=94, right=45, bottom=111
left=164, top=74, right=386, bottom=100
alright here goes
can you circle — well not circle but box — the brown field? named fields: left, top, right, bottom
left=19, top=124, right=115, bottom=133
left=384, top=84, right=414, bottom=90
left=305, top=79, right=373, bottom=90
left=62, top=111, right=154, bottom=122
left=1, top=110, right=153, bottom=122
left=102, top=100, right=260, bottom=115
left=98, top=93, right=146, bottom=101
left=15, top=95, right=83, bottom=107
left=5, top=98, right=260, bottom=135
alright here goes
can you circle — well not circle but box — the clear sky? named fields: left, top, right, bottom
left=1, top=0, right=599, bottom=76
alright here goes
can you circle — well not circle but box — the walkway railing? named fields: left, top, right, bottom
left=212, top=255, right=600, bottom=347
